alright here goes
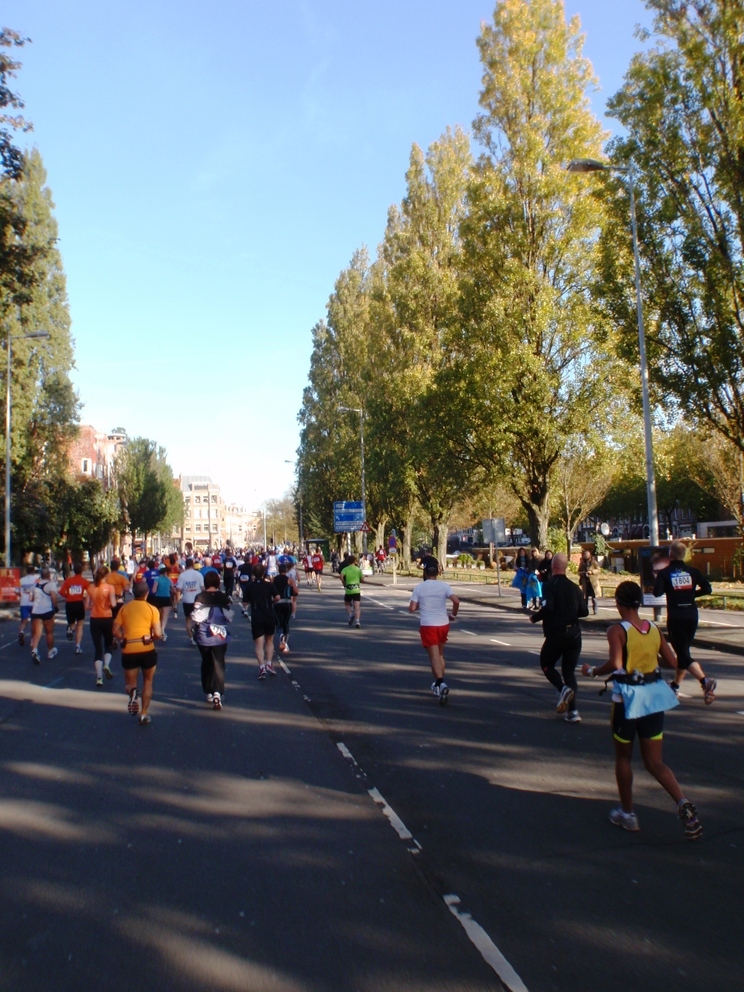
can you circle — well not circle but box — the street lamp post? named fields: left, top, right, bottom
left=566, top=158, right=660, bottom=551
left=338, top=406, right=367, bottom=554
left=4, top=331, right=51, bottom=567
left=284, top=459, right=304, bottom=549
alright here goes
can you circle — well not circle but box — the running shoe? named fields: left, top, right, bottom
left=95, top=677, right=103, bottom=687
left=128, top=688, right=140, bottom=715
left=189, top=636, right=196, bottom=645
left=565, top=709, right=581, bottom=723
left=138, top=713, right=151, bottom=726
left=678, top=801, right=703, bottom=841
left=47, top=647, right=58, bottom=660
left=701, top=677, right=717, bottom=705
left=258, top=665, right=266, bottom=680
left=668, top=680, right=680, bottom=696
left=66, top=626, right=74, bottom=641
left=31, top=649, right=40, bottom=665
left=213, top=692, right=222, bottom=710
left=111, top=639, right=119, bottom=652
left=75, top=645, right=83, bottom=655
left=161, top=632, right=168, bottom=643
left=355, top=621, right=361, bottom=629
left=609, top=807, right=640, bottom=831
left=431, top=681, right=441, bottom=698
left=242, top=609, right=249, bottom=618
left=278, top=638, right=286, bottom=653
left=556, top=686, right=575, bottom=713
left=265, top=662, right=277, bottom=676
left=103, top=663, right=113, bottom=680
left=18, top=631, right=24, bottom=647
left=347, top=615, right=354, bottom=626
left=206, top=693, right=214, bottom=704
left=438, top=682, right=449, bottom=705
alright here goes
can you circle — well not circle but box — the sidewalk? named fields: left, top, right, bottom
left=364, top=574, right=744, bottom=658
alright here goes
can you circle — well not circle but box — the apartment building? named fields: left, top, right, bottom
left=67, top=425, right=127, bottom=489
left=180, top=476, right=226, bottom=550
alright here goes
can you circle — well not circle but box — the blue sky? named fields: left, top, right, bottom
left=4, top=0, right=652, bottom=509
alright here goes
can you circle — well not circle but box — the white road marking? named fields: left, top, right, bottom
left=460, top=630, right=477, bottom=637
left=279, top=660, right=291, bottom=675
left=701, top=620, right=740, bottom=628
left=528, top=650, right=541, bottom=655
left=444, top=895, right=530, bottom=992
left=489, top=638, right=511, bottom=646
left=368, top=787, right=413, bottom=841
left=0, top=639, right=18, bottom=652
left=371, top=599, right=394, bottom=610
left=398, top=610, right=411, bottom=615
left=337, top=742, right=356, bottom=762
left=736, top=711, right=744, bottom=716
left=43, top=677, right=64, bottom=689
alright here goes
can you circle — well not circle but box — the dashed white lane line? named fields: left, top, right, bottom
left=444, top=895, right=530, bottom=992
left=279, top=659, right=291, bottom=675
left=460, top=630, right=477, bottom=637
left=368, top=787, right=414, bottom=842
left=370, top=599, right=394, bottom=610
left=490, top=638, right=511, bottom=646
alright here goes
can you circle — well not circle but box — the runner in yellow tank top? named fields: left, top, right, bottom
left=581, top=580, right=703, bottom=841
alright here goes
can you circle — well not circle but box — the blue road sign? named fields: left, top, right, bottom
left=334, top=501, right=365, bottom=533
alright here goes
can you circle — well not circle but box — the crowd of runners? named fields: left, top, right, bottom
left=17, top=538, right=718, bottom=841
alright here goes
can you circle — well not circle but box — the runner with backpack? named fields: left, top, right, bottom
left=191, top=570, right=234, bottom=710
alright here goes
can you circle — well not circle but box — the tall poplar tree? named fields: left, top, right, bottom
left=441, top=0, right=618, bottom=547
left=605, top=0, right=744, bottom=452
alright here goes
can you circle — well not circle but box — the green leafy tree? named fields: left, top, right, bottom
left=605, top=0, right=744, bottom=452
left=115, top=438, right=179, bottom=551
left=371, top=129, right=477, bottom=562
left=441, top=0, right=618, bottom=548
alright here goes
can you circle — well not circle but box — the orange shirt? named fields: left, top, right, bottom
left=117, top=599, right=160, bottom=654
left=89, top=583, right=115, bottom=618
left=106, top=571, right=129, bottom=600
left=58, top=575, right=90, bottom=602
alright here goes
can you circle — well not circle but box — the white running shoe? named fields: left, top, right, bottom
left=161, top=632, right=168, bottom=643
left=556, top=686, right=575, bottom=713
left=75, top=645, right=83, bottom=655
left=265, top=662, right=277, bottom=676
left=565, top=710, right=581, bottom=723
left=95, top=677, right=103, bottom=687
left=213, top=692, right=222, bottom=710
left=103, top=663, right=113, bottom=680
left=47, top=647, right=58, bottom=660
left=609, top=807, right=640, bottom=831
left=128, top=688, right=140, bottom=715
left=258, top=666, right=266, bottom=680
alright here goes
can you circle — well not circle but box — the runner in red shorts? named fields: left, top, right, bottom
left=408, top=560, right=460, bottom=704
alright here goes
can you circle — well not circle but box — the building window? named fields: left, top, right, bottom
left=194, top=496, right=200, bottom=504
left=185, top=526, right=191, bottom=533
left=195, top=524, right=201, bottom=532
left=82, top=459, right=90, bottom=473
left=211, top=495, right=217, bottom=503
left=211, top=523, right=218, bottom=531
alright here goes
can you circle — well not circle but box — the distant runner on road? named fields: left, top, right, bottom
left=311, top=548, right=325, bottom=591
left=58, top=562, right=89, bottom=655
left=192, top=570, right=234, bottom=710
left=409, top=560, right=460, bottom=705
left=175, top=558, right=205, bottom=644
left=339, top=554, right=363, bottom=628
left=113, top=580, right=162, bottom=726
left=582, top=580, right=702, bottom=841
left=530, top=552, right=587, bottom=723
left=653, top=540, right=717, bottom=704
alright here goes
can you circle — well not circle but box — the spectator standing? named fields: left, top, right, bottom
left=578, top=548, right=602, bottom=615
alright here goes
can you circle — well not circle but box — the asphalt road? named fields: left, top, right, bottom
left=0, top=579, right=741, bottom=992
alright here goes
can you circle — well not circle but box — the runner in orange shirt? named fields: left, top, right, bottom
left=58, top=562, right=90, bottom=655
left=84, top=566, right=117, bottom=687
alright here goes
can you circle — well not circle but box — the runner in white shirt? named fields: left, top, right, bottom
left=175, top=558, right=206, bottom=644
left=19, top=566, right=39, bottom=646
left=29, top=567, right=59, bottom=664
left=409, top=561, right=460, bottom=705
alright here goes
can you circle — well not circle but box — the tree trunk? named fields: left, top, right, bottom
left=432, top=516, right=448, bottom=566
left=402, top=515, right=414, bottom=569
left=526, top=501, right=550, bottom=550
left=374, top=519, right=386, bottom=552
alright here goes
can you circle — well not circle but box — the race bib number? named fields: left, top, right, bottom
left=671, top=572, right=693, bottom=591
